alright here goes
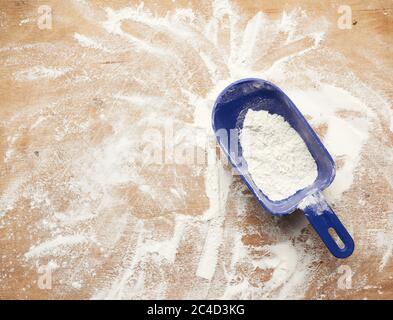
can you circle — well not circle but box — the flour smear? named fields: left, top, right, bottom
left=0, top=0, right=389, bottom=300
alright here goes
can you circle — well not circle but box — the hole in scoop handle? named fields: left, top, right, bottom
left=301, top=192, right=355, bottom=259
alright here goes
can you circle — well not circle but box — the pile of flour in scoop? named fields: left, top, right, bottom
left=240, top=109, right=318, bottom=201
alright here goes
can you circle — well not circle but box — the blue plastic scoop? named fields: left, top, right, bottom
left=212, top=78, right=354, bottom=258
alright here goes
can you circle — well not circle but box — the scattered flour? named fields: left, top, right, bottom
left=240, top=109, right=318, bottom=201
left=24, top=235, right=88, bottom=259
left=73, top=33, right=112, bottom=52
left=13, top=66, right=72, bottom=81
left=287, top=83, right=375, bottom=202
left=1, top=0, right=389, bottom=300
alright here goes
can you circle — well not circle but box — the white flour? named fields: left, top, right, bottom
left=13, top=66, right=72, bottom=81
left=240, top=109, right=318, bottom=201
left=1, top=0, right=390, bottom=300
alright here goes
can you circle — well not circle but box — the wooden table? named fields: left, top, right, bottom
left=0, top=0, right=392, bottom=299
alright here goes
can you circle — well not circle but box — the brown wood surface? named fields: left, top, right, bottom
left=0, top=0, right=392, bottom=299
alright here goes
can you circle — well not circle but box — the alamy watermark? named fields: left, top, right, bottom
left=337, top=264, right=353, bottom=290
left=37, top=5, right=52, bottom=30
left=138, top=124, right=248, bottom=174
left=337, top=5, right=353, bottom=29
left=37, top=262, right=54, bottom=290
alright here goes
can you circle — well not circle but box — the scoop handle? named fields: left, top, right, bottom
left=301, top=192, right=354, bottom=259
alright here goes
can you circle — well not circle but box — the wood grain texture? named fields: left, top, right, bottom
left=0, top=0, right=392, bottom=299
